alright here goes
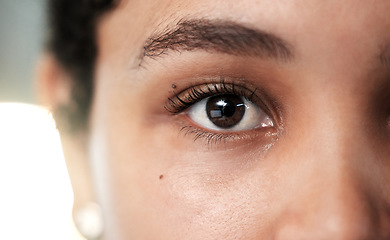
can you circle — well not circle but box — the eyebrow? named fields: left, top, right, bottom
left=142, top=19, right=294, bottom=62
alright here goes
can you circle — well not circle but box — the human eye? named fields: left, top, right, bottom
left=165, top=78, right=280, bottom=144
left=188, top=94, right=273, bottom=131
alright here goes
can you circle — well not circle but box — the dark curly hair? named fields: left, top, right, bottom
left=47, top=0, right=117, bottom=131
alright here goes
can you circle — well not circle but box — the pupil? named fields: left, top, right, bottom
left=206, top=94, right=246, bottom=129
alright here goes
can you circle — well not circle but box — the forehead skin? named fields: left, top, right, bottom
left=89, top=0, right=390, bottom=239
left=96, top=0, right=390, bottom=103
left=98, top=0, right=390, bottom=66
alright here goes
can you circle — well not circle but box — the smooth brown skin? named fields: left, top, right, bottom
left=39, top=0, right=390, bottom=239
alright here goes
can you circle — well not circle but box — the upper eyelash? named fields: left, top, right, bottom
left=164, top=79, right=258, bottom=114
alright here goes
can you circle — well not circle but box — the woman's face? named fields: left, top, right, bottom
left=85, top=0, right=390, bottom=238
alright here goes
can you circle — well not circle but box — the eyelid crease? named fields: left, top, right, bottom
left=380, top=44, right=390, bottom=71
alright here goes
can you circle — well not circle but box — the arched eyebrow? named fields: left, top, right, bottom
left=142, top=19, right=294, bottom=62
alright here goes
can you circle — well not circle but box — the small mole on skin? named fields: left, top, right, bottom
left=171, top=84, right=177, bottom=89
left=159, top=175, right=164, bottom=180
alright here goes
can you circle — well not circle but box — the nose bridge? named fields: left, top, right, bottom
left=275, top=169, right=379, bottom=239
left=274, top=97, right=384, bottom=239
left=301, top=82, right=373, bottom=176
left=274, top=143, right=381, bottom=239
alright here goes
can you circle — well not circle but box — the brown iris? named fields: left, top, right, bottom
left=206, top=94, right=246, bottom=129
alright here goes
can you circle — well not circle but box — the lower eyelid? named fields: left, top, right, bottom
left=177, top=120, right=279, bottom=149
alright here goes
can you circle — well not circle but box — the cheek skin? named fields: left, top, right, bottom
left=98, top=143, right=280, bottom=239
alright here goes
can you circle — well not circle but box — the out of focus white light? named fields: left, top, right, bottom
left=0, top=103, right=83, bottom=240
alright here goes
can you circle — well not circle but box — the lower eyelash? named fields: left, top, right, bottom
left=180, top=125, right=269, bottom=146
left=180, top=126, right=235, bottom=145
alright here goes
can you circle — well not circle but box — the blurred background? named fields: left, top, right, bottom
left=0, top=1, right=81, bottom=239
left=0, top=0, right=45, bottom=103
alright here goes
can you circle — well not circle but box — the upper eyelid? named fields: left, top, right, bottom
left=164, top=80, right=276, bottom=121
left=165, top=81, right=253, bottom=113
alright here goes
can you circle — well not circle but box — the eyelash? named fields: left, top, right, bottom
left=164, top=78, right=275, bottom=144
left=165, top=79, right=259, bottom=113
